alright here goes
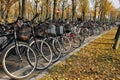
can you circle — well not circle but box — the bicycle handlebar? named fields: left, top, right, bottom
left=31, top=13, right=39, bottom=22
left=23, top=13, right=40, bottom=28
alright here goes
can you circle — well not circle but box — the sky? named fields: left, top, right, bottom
left=109, top=0, right=120, bottom=8
left=89, top=0, right=120, bottom=9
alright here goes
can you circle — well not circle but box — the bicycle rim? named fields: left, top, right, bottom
left=2, top=43, right=36, bottom=79
left=30, top=39, right=52, bottom=70
left=52, top=38, right=62, bottom=62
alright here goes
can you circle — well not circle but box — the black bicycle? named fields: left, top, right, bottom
left=21, top=14, right=53, bottom=70
left=0, top=19, right=37, bottom=79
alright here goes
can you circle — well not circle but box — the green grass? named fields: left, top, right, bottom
left=38, top=28, right=120, bottom=80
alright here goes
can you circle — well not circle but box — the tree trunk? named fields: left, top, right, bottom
left=40, top=6, right=43, bottom=21
left=72, top=0, right=75, bottom=21
left=93, top=1, right=97, bottom=22
left=61, top=1, right=65, bottom=20
left=82, top=11, right=85, bottom=21
left=18, top=0, right=23, bottom=17
left=5, top=0, right=11, bottom=19
left=22, top=0, right=25, bottom=18
left=5, top=8, right=9, bottom=19
left=0, top=1, right=1, bottom=19
left=0, top=3, right=5, bottom=19
left=46, top=0, right=49, bottom=19
left=53, top=0, right=57, bottom=20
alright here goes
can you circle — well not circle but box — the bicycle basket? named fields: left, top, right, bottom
left=17, top=24, right=31, bottom=41
left=46, top=24, right=56, bottom=35
left=56, top=25, right=64, bottom=35
left=35, top=26, right=46, bottom=37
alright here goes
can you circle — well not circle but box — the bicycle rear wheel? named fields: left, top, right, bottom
left=2, top=42, right=36, bottom=79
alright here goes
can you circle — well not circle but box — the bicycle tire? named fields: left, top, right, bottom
left=52, top=37, right=62, bottom=62
left=58, top=36, right=72, bottom=53
left=2, top=42, right=37, bottom=79
left=72, top=35, right=82, bottom=48
left=80, top=28, right=90, bottom=38
left=29, top=39, right=52, bottom=70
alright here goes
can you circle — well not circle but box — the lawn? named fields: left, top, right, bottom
left=39, top=28, right=120, bottom=80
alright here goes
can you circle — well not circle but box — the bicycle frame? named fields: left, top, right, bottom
left=0, top=27, right=23, bottom=60
left=28, top=25, right=42, bottom=53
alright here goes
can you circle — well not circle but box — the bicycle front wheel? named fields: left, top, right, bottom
left=72, top=35, right=82, bottom=48
left=52, top=37, right=62, bottom=62
left=30, top=39, right=52, bottom=70
left=2, top=42, right=37, bottom=79
left=58, top=36, right=72, bottom=53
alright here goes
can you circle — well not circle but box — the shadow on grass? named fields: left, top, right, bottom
left=93, top=42, right=113, bottom=45
left=97, top=54, right=120, bottom=64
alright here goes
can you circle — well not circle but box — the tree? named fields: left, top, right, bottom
left=21, top=0, right=25, bottom=18
left=61, top=0, right=66, bottom=20
left=0, top=0, right=118, bottom=22
left=45, top=0, right=49, bottom=19
left=79, top=0, right=89, bottom=21
left=92, top=0, right=99, bottom=22
left=0, top=0, right=18, bottom=19
left=53, top=0, right=57, bottom=20
left=72, top=0, right=75, bottom=21
left=0, top=1, right=2, bottom=19
left=98, top=0, right=112, bottom=21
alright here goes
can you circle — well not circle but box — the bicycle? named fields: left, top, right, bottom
left=41, top=21, right=62, bottom=62
left=0, top=19, right=37, bottom=79
left=21, top=14, right=53, bottom=69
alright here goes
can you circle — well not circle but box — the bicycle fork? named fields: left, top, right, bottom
left=14, top=27, right=23, bottom=61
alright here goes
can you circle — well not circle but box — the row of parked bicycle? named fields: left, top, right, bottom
left=0, top=14, right=116, bottom=79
